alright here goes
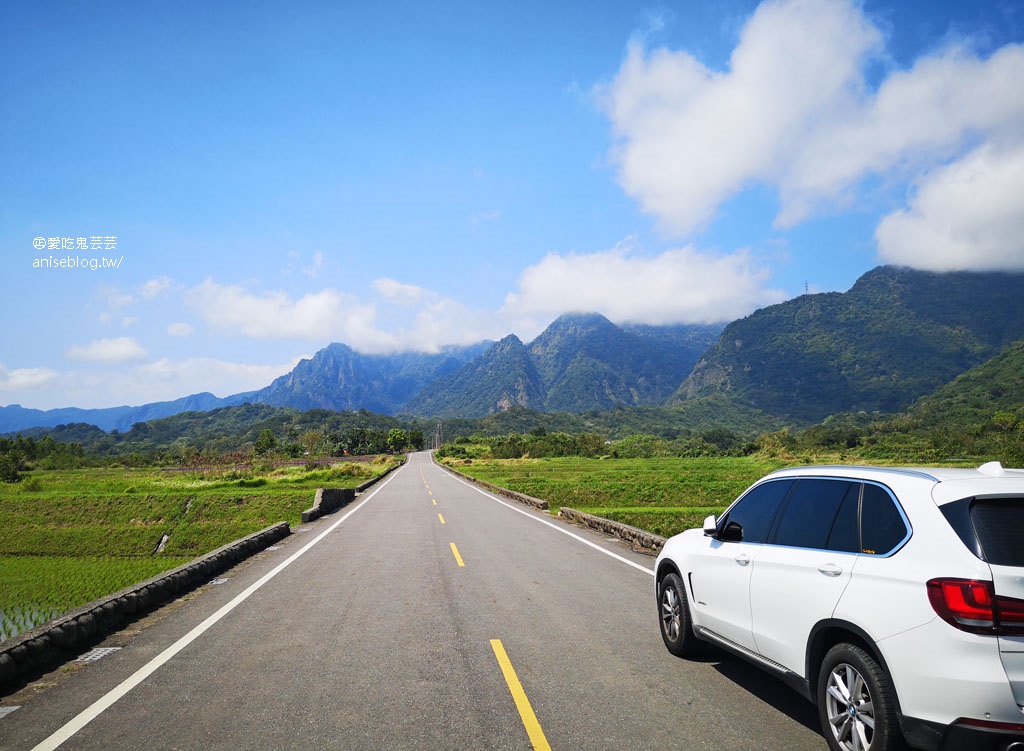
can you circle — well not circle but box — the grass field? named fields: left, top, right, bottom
left=441, top=455, right=796, bottom=537
left=0, top=456, right=399, bottom=642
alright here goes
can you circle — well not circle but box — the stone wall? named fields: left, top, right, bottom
left=433, top=454, right=668, bottom=553
left=557, top=507, right=666, bottom=553
left=301, top=488, right=356, bottom=523
left=0, top=522, right=290, bottom=691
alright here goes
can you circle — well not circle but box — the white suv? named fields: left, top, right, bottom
left=655, top=462, right=1024, bottom=751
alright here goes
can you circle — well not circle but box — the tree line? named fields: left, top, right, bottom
left=0, top=425, right=425, bottom=482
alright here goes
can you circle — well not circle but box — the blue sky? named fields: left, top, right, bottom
left=2, top=0, right=1023, bottom=410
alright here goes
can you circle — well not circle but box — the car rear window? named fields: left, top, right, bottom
left=971, top=498, right=1024, bottom=567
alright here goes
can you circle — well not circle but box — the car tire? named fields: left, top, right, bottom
left=658, top=573, right=704, bottom=658
left=817, top=643, right=903, bottom=751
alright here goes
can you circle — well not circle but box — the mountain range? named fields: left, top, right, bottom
left=3, top=265, right=1023, bottom=435
left=676, top=266, right=1024, bottom=423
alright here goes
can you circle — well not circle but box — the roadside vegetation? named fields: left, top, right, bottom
left=435, top=423, right=1008, bottom=539
left=1, top=396, right=1020, bottom=643
left=443, top=455, right=789, bottom=537
left=0, top=453, right=399, bottom=641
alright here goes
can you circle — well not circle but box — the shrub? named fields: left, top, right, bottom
left=0, top=451, right=25, bottom=483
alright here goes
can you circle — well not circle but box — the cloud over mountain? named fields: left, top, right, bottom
left=599, top=0, right=1024, bottom=271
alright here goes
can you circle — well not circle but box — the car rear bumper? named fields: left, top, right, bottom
left=902, top=715, right=1024, bottom=751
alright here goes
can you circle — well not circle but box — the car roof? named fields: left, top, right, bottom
left=761, top=462, right=1024, bottom=506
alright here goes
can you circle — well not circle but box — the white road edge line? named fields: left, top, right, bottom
left=444, top=468, right=655, bottom=577
left=31, top=465, right=405, bottom=751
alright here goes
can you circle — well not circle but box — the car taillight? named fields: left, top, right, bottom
left=927, top=578, right=1024, bottom=636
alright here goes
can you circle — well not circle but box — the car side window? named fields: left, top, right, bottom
left=719, top=479, right=792, bottom=544
left=825, top=484, right=860, bottom=553
left=773, top=479, right=858, bottom=550
left=860, top=483, right=909, bottom=555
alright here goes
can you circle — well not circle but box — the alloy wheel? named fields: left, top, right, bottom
left=660, top=584, right=681, bottom=642
left=824, top=662, right=876, bottom=751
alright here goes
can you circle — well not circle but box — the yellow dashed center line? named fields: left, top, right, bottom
left=438, top=513, right=446, bottom=524
left=449, top=542, right=465, bottom=567
left=490, top=639, right=552, bottom=751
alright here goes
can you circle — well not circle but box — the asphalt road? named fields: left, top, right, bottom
left=0, top=452, right=826, bottom=750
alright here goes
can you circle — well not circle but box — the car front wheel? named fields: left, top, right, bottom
left=817, top=643, right=903, bottom=751
left=658, top=573, right=704, bottom=658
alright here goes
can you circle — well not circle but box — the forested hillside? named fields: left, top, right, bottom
left=5, top=267, right=1023, bottom=436
left=402, top=335, right=547, bottom=416
left=250, top=341, right=490, bottom=413
left=676, top=267, right=1024, bottom=423
left=406, top=313, right=722, bottom=417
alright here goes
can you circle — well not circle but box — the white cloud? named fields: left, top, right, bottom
left=371, top=278, right=506, bottom=350
left=598, top=0, right=1024, bottom=272
left=167, top=322, right=195, bottom=337
left=372, top=277, right=431, bottom=307
left=0, top=364, right=58, bottom=392
left=98, top=286, right=136, bottom=312
left=185, top=278, right=514, bottom=354
left=407, top=297, right=504, bottom=350
left=186, top=280, right=372, bottom=341
left=781, top=42, right=1024, bottom=226
left=133, top=357, right=300, bottom=399
left=140, top=276, right=173, bottom=299
left=182, top=244, right=782, bottom=365
left=2, top=357, right=302, bottom=410
left=95, top=277, right=175, bottom=326
left=303, top=252, right=325, bottom=279
left=283, top=251, right=327, bottom=279
left=65, top=337, right=148, bottom=363
left=599, top=0, right=881, bottom=235
left=503, top=243, right=785, bottom=325
left=875, top=142, right=1024, bottom=270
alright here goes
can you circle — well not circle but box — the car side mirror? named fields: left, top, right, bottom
left=703, top=515, right=718, bottom=537
left=719, top=521, right=743, bottom=543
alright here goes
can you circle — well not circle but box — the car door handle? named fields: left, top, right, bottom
left=734, top=554, right=751, bottom=566
left=818, top=564, right=843, bottom=577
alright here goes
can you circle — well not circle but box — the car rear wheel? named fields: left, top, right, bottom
left=658, top=573, right=704, bottom=657
left=817, top=643, right=903, bottom=751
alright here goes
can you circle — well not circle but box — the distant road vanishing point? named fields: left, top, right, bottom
left=1, top=452, right=823, bottom=751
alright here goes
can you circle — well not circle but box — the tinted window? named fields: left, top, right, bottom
left=774, top=479, right=858, bottom=550
left=971, top=498, right=1024, bottom=566
left=826, top=485, right=860, bottom=553
left=861, top=484, right=908, bottom=555
left=721, top=480, right=792, bottom=543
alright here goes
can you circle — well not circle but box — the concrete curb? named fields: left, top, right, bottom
left=556, top=507, right=666, bottom=553
left=299, top=456, right=405, bottom=522
left=301, top=488, right=356, bottom=523
left=0, top=458, right=408, bottom=692
left=432, top=457, right=549, bottom=510
left=0, top=521, right=290, bottom=691
left=432, top=455, right=667, bottom=553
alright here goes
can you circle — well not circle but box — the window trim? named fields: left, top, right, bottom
left=716, top=477, right=794, bottom=545
left=858, top=480, right=912, bottom=557
left=766, top=477, right=860, bottom=553
left=731, top=475, right=913, bottom=556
